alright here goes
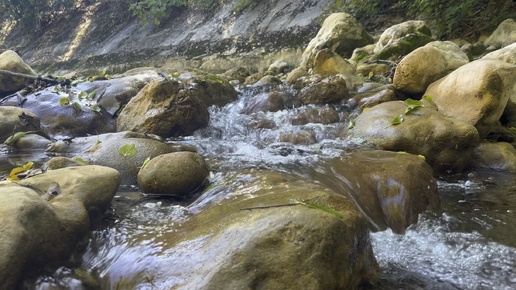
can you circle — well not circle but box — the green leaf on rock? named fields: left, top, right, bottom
left=73, top=157, right=90, bottom=165
left=298, top=201, right=344, bottom=218
left=91, top=104, right=101, bottom=114
left=141, top=156, right=151, bottom=169
left=77, top=91, right=87, bottom=99
left=423, top=95, right=433, bottom=103
left=59, top=97, right=70, bottom=105
left=391, top=114, right=405, bottom=125
left=119, top=144, right=137, bottom=157
left=404, top=98, right=424, bottom=114
left=72, top=102, right=82, bottom=111
left=4, top=131, right=26, bottom=146
left=348, top=118, right=355, bottom=129
left=87, top=92, right=96, bottom=100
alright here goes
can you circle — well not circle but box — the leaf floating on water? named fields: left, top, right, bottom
left=391, top=114, right=405, bottom=125
left=119, top=144, right=137, bottom=157
left=59, top=97, right=70, bottom=105
left=404, top=98, right=424, bottom=114
left=4, top=131, right=26, bottom=146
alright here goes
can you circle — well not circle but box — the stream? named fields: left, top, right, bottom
left=2, top=85, right=516, bottom=289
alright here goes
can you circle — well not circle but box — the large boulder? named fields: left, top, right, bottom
left=351, top=101, right=479, bottom=173
left=300, top=13, right=373, bottom=72
left=308, top=150, right=439, bottom=234
left=484, top=18, right=516, bottom=49
left=425, top=58, right=516, bottom=138
left=0, top=50, right=37, bottom=94
left=74, top=69, right=163, bottom=116
left=177, top=70, right=239, bottom=107
left=0, top=165, right=120, bottom=290
left=393, top=41, right=470, bottom=95
left=371, top=21, right=434, bottom=61
left=137, top=152, right=210, bottom=197
left=117, top=79, right=209, bottom=137
left=468, top=141, right=516, bottom=173
left=311, top=49, right=356, bottom=77
left=45, top=131, right=195, bottom=185
left=299, top=75, right=350, bottom=105
left=0, top=106, right=41, bottom=143
left=83, top=137, right=192, bottom=185
left=103, top=170, right=378, bottom=289
left=483, top=42, right=516, bottom=65
left=374, top=21, right=432, bottom=53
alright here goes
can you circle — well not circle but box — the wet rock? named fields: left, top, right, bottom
left=425, top=58, right=516, bottom=138
left=241, top=90, right=297, bottom=114
left=0, top=50, right=37, bottom=94
left=83, top=137, right=190, bottom=185
left=356, top=62, right=391, bottom=79
left=12, top=133, right=52, bottom=150
left=351, top=101, right=479, bottom=173
left=482, top=42, right=516, bottom=65
left=45, top=131, right=162, bottom=154
left=300, top=13, right=373, bottom=70
left=223, top=66, right=250, bottom=84
left=1, top=88, right=116, bottom=139
left=312, top=49, right=355, bottom=77
left=177, top=70, right=238, bottom=107
left=74, top=69, right=163, bottom=116
left=372, top=33, right=434, bottom=61
left=374, top=20, right=432, bottom=54
left=0, top=106, right=41, bottom=143
left=267, top=60, right=290, bottom=75
left=117, top=79, right=209, bottom=137
left=393, top=41, right=469, bottom=95
left=468, top=141, right=516, bottom=173
left=349, top=85, right=398, bottom=110
left=285, top=67, right=307, bottom=85
left=309, top=150, right=439, bottom=234
left=279, top=128, right=317, bottom=145
left=244, top=72, right=265, bottom=85
left=299, top=75, right=349, bottom=105
left=290, top=105, right=340, bottom=125
left=137, top=152, right=209, bottom=197
left=484, top=18, right=516, bottom=49
left=126, top=170, right=377, bottom=289
left=0, top=165, right=120, bottom=290
left=252, top=75, right=283, bottom=87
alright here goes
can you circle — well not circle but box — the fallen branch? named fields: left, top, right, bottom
left=0, top=69, right=59, bottom=84
left=240, top=203, right=300, bottom=211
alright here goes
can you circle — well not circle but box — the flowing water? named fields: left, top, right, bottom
left=2, top=85, right=516, bottom=289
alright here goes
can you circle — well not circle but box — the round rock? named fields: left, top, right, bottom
left=137, top=152, right=209, bottom=196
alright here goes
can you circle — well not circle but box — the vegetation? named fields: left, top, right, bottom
left=333, top=0, right=516, bottom=39
left=0, top=0, right=79, bottom=31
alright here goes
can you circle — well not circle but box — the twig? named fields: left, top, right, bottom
left=0, top=69, right=59, bottom=84
left=240, top=203, right=300, bottom=211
